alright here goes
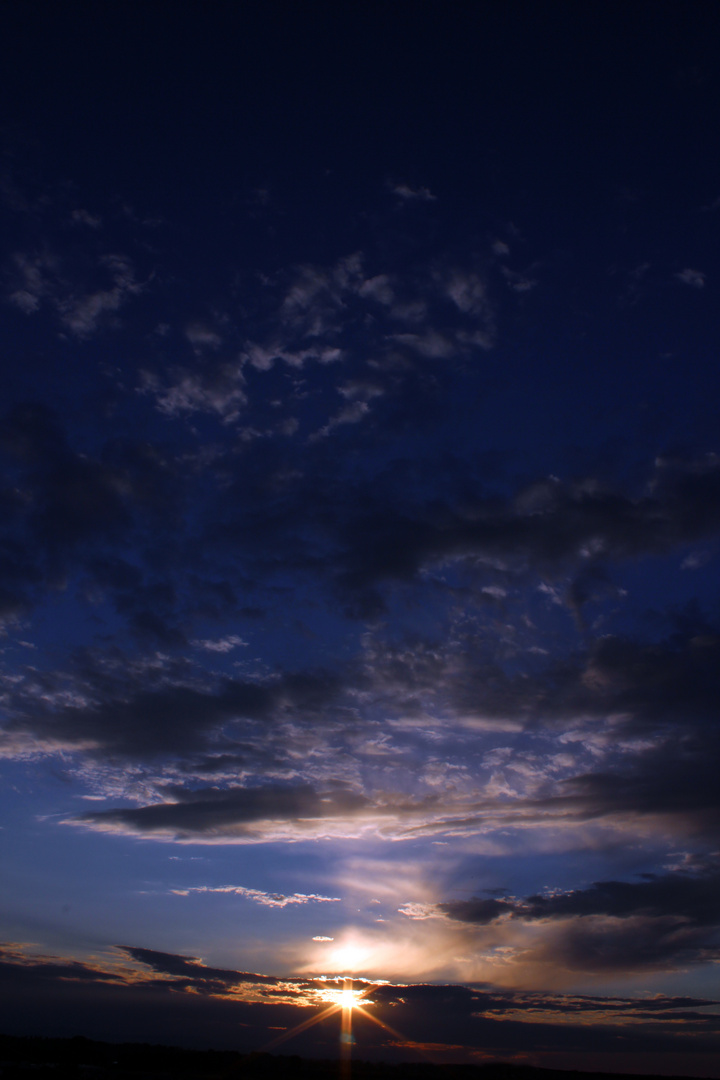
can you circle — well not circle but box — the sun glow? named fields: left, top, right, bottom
left=328, top=942, right=369, bottom=972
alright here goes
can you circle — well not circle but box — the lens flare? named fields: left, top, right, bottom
left=265, top=979, right=376, bottom=1056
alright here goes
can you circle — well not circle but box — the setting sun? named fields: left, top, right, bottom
left=319, top=982, right=369, bottom=1012
left=339, top=986, right=360, bottom=1010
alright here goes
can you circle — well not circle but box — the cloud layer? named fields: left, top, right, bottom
left=2, top=942, right=720, bottom=1070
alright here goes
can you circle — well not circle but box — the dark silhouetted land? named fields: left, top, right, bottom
left=0, top=1035, right=715, bottom=1080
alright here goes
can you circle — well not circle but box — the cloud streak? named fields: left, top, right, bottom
left=170, top=885, right=341, bottom=907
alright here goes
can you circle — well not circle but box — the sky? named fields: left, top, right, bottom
left=2, top=1, right=720, bottom=1074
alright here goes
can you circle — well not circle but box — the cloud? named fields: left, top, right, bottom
left=58, top=254, right=144, bottom=337
left=398, top=902, right=447, bottom=920
left=185, top=323, right=224, bottom=350
left=2, top=652, right=344, bottom=762
left=391, top=183, right=436, bottom=202
left=191, top=635, right=247, bottom=653
left=70, top=783, right=373, bottom=842
left=501, top=265, right=538, bottom=292
left=526, top=866, right=720, bottom=924
left=445, top=272, right=489, bottom=316
left=9, top=251, right=57, bottom=312
left=141, top=364, right=247, bottom=421
left=243, top=341, right=343, bottom=371
left=4, top=568, right=720, bottom=847
left=117, top=946, right=287, bottom=989
left=437, top=897, right=516, bottom=924
left=310, top=399, right=373, bottom=440
left=676, top=267, right=705, bottom=288
left=0, top=404, right=161, bottom=623
left=4, top=400, right=720, bottom=856
left=70, top=209, right=102, bottom=228
left=234, top=251, right=496, bottom=404
left=8, top=250, right=145, bottom=336
left=390, top=331, right=456, bottom=358
left=518, top=914, right=720, bottom=977
left=357, top=274, right=395, bottom=305
left=171, top=885, right=341, bottom=907
left=2, top=116, right=720, bottom=1067
left=278, top=256, right=364, bottom=337
left=439, top=863, right=720, bottom=975
left=321, top=453, right=720, bottom=613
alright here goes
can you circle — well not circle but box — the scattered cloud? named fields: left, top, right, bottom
left=185, top=322, right=224, bottom=350
left=391, top=183, right=436, bottom=202
left=141, top=364, right=247, bottom=420
left=70, top=209, right=102, bottom=228
left=676, top=268, right=705, bottom=288
left=191, top=635, right=247, bottom=653
left=8, top=250, right=145, bottom=336
left=58, top=254, right=144, bottom=337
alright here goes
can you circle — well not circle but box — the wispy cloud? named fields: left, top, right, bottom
left=141, top=363, right=247, bottom=420
left=391, top=183, right=436, bottom=202
left=191, top=635, right=247, bottom=653
left=676, top=267, right=705, bottom=287
left=70, top=208, right=102, bottom=228
left=185, top=322, right=224, bottom=350
left=8, top=250, right=145, bottom=336
left=170, top=884, right=341, bottom=907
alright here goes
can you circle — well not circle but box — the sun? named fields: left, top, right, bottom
left=339, top=986, right=360, bottom=1011
left=264, top=978, right=408, bottom=1058
left=321, top=983, right=365, bottom=1011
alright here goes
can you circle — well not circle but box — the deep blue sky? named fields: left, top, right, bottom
left=2, top=2, right=720, bottom=1074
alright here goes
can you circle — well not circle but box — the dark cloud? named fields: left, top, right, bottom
left=3, top=651, right=343, bottom=760
left=524, top=866, right=720, bottom=924
left=76, top=783, right=370, bottom=838
left=118, top=947, right=285, bottom=989
left=0, top=945, right=124, bottom=987
left=440, top=624, right=720, bottom=757
left=443, top=865, right=720, bottom=925
left=322, top=455, right=720, bottom=613
left=437, top=897, right=516, bottom=924
left=440, top=865, right=720, bottom=973
left=4, top=396, right=720, bottom=638
left=530, top=914, right=719, bottom=974
left=0, top=403, right=184, bottom=634
left=570, top=628, right=720, bottom=732
left=552, top=741, right=720, bottom=836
